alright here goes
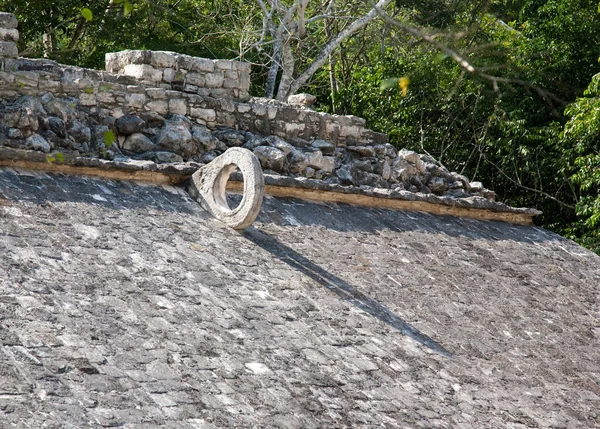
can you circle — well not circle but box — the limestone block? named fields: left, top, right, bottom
left=151, top=51, right=177, bottom=69
left=306, top=151, right=335, bottom=173
left=145, top=100, right=169, bottom=115
left=96, top=92, right=115, bottom=104
left=287, top=93, right=317, bottom=106
left=79, top=93, right=97, bottom=106
left=398, top=148, right=426, bottom=173
left=186, top=73, right=205, bottom=87
left=38, top=79, right=61, bottom=92
left=190, top=108, right=216, bottom=122
left=188, top=147, right=264, bottom=229
left=182, top=84, right=197, bottom=94
left=163, top=68, right=176, bottom=83
left=125, top=93, right=146, bottom=109
left=0, top=28, right=19, bottom=42
left=146, top=88, right=167, bottom=99
left=236, top=104, right=251, bottom=114
left=223, top=78, right=240, bottom=89
left=215, top=60, right=233, bottom=70
left=122, top=64, right=162, bottom=83
left=0, top=12, right=18, bottom=29
left=205, top=73, right=224, bottom=88
left=13, top=71, right=38, bottom=88
left=339, top=125, right=361, bottom=139
left=181, top=56, right=214, bottom=73
left=169, top=98, right=187, bottom=115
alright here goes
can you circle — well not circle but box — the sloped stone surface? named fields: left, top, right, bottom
left=0, top=168, right=599, bottom=428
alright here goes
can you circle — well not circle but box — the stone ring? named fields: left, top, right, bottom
left=188, top=147, right=264, bottom=229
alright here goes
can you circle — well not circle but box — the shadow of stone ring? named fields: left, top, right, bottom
left=188, top=147, right=265, bottom=229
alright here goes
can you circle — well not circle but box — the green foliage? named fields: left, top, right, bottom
left=103, top=130, right=115, bottom=148
left=563, top=73, right=600, bottom=253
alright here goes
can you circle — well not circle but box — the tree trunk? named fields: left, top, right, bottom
left=276, top=40, right=295, bottom=100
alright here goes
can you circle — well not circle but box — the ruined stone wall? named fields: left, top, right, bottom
left=0, top=12, right=497, bottom=200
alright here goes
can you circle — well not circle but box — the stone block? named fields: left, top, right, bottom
left=37, top=79, right=61, bottom=92
left=190, top=108, right=216, bottom=122
left=205, top=73, right=224, bottom=88
left=215, top=60, right=233, bottom=70
left=0, top=28, right=19, bottom=42
left=150, top=51, right=177, bottom=69
left=168, top=98, right=187, bottom=115
left=0, top=41, right=18, bottom=58
left=125, top=93, right=146, bottom=109
left=183, top=84, right=198, bottom=93
left=79, top=93, right=97, bottom=106
left=163, top=68, right=176, bottom=83
left=146, top=88, right=167, bottom=100
left=209, top=88, right=230, bottom=99
left=223, top=78, right=240, bottom=89
left=145, top=100, right=169, bottom=115
left=181, top=56, right=214, bottom=73
left=186, top=73, right=205, bottom=87
left=122, top=64, right=162, bottom=83
left=14, top=71, right=38, bottom=88
left=97, top=92, right=116, bottom=104
left=0, top=12, right=18, bottom=29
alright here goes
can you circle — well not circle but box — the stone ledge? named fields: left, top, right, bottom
left=0, top=147, right=541, bottom=224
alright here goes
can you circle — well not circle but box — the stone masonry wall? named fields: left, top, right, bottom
left=106, top=50, right=251, bottom=101
left=0, top=12, right=498, bottom=200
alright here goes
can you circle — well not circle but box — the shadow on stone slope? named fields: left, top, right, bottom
left=243, top=227, right=452, bottom=357
left=255, top=195, right=560, bottom=245
left=0, top=168, right=198, bottom=214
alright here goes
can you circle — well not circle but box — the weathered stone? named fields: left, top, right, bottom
left=0, top=12, right=18, bottom=29
left=68, top=120, right=91, bottom=143
left=47, top=117, right=67, bottom=138
left=188, top=147, right=265, bottom=229
left=254, top=146, right=286, bottom=172
left=306, top=151, right=335, bottom=173
left=266, top=136, right=294, bottom=155
left=139, top=111, right=166, bottom=128
left=116, top=115, right=146, bottom=135
left=0, top=28, right=19, bottom=42
left=311, top=139, right=335, bottom=155
left=214, top=128, right=245, bottom=147
left=24, top=134, right=51, bottom=152
left=0, top=41, right=17, bottom=58
left=123, top=133, right=155, bottom=153
left=428, top=177, right=449, bottom=195
left=122, top=64, right=162, bottom=83
left=168, top=114, right=192, bottom=129
left=287, top=93, right=317, bottom=106
left=355, top=170, right=389, bottom=188
left=399, top=148, right=425, bottom=173
left=287, top=149, right=309, bottom=174
left=156, top=125, right=194, bottom=158
left=348, top=145, right=376, bottom=158
left=190, top=108, right=216, bottom=123
left=192, top=125, right=219, bottom=152
left=154, top=151, right=183, bottom=163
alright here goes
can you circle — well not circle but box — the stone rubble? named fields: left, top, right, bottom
left=0, top=11, right=504, bottom=207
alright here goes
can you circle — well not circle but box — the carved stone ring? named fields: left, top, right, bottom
left=188, top=148, right=265, bottom=229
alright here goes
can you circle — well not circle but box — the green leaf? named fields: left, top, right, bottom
left=46, top=155, right=56, bottom=164
left=81, top=8, right=93, bottom=22
left=123, top=1, right=132, bottom=17
left=55, top=152, right=64, bottom=163
left=104, top=130, right=115, bottom=147
left=380, top=78, right=399, bottom=90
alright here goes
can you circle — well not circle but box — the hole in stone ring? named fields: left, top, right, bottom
left=226, top=166, right=244, bottom=210
left=212, top=163, right=244, bottom=212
